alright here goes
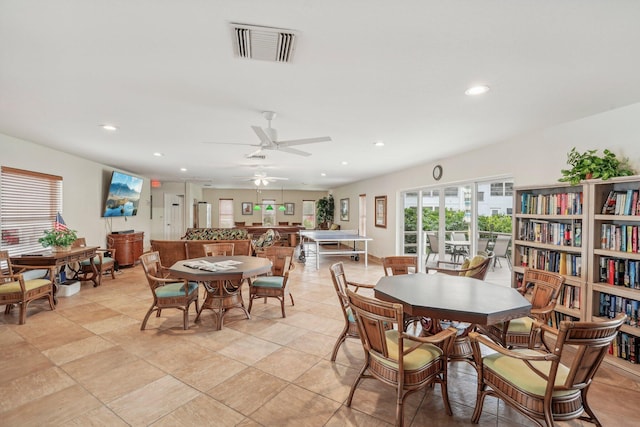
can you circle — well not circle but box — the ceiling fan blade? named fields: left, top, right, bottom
left=202, top=141, right=261, bottom=147
left=251, top=126, right=273, bottom=146
left=275, top=136, right=332, bottom=147
left=277, top=146, right=312, bottom=157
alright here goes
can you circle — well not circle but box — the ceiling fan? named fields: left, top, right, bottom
left=233, top=171, right=289, bottom=186
left=209, top=111, right=332, bottom=158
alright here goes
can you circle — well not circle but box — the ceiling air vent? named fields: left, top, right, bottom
left=230, top=23, right=296, bottom=63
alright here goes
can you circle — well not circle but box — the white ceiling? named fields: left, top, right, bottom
left=2, top=1, right=640, bottom=190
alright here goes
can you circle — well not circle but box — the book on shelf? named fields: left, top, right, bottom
left=631, top=190, right=640, bottom=215
left=600, top=189, right=640, bottom=216
left=602, top=190, right=617, bottom=214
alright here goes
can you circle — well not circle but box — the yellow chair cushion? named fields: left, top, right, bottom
left=465, top=255, right=486, bottom=277
left=371, top=329, right=443, bottom=371
left=483, top=349, right=574, bottom=397
left=0, top=279, right=51, bottom=294
left=458, top=258, right=471, bottom=276
left=492, top=316, right=534, bottom=334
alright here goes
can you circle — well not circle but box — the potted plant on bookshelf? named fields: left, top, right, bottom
left=559, top=147, right=634, bottom=185
left=38, top=228, right=78, bottom=252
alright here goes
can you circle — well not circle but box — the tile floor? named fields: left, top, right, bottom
left=1, top=255, right=639, bottom=426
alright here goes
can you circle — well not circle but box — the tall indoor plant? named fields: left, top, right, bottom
left=559, top=148, right=634, bottom=185
left=316, top=194, right=335, bottom=229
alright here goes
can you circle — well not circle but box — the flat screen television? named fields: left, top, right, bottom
left=103, top=171, right=144, bottom=217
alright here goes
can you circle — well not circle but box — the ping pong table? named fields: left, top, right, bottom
left=298, top=230, right=372, bottom=269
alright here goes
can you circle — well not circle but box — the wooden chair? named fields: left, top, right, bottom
left=248, top=246, right=295, bottom=317
left=139, top=251, right=199, bottom=330
left=426, top=252, right=493, bottom=280
left=381, top=255, right=421, bottom=331
left=72, top=237, right=116, bottom=287
left=329, top=262, right=376, bottom=361
left=202, top=243, right=234, bottom=257
left=470, top=313, right=626, bottom=427
left=345, top=289, right=457, bottom=427
left=0, top=250, right=55, bottom=324
left=382, top=255, right=418, bottom=275
left=476, top=268, right=564, bottom=348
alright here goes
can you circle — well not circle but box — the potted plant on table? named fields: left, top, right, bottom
left=559, top=148, right=635, bottom=185
left=38, top=228, right=78, bottom=252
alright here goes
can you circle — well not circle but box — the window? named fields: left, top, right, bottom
left=262, top=199, right=276, bottom=226
left=302, top=200, right=315, bottom=229
left=444, top=187, right=458, bottom=197
left=218, top=199, right=234, bottom=228
left=1, top=166, right=63, bottom=256
left=491, top=181, right=513, bottom=196
left=359, top=194, right=366, bottom=236
left=490, top=183, right=503, bottom=196
left=477, top=191, right=484, bottom=202
left=505, top=182, right=513, bottom=196
left=491, top=208, right=500, bottom=216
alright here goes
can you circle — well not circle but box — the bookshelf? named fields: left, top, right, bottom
left=587, top=176, right=640, bottom=374
left=513, top=184, right=588, bottom=326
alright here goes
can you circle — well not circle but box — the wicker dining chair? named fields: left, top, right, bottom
left=346, top=289, right=457, bottom=427
left=248, top=246, right=295, bottom=318
left=328, top=262, right=376, bottom=361
left=0, top=250, right=55, bottom=324
left=469, top=313, right=626, bottom=427
left=72, top=237, right=117, bottom=287
left=381, top=255, right=421, bottom=332
left=476, top=268, right=564, bottom=348
left=382, top=255, right=418, bottom=275
left=139, top=251, right=199, bottom=330
left=202, top=242, right=234, bottom=257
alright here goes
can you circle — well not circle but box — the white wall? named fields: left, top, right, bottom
left=201, top=188, right=327, bottom=227
left=333, top=102, right=640, bottom=258
left=1, top=133, right=152, bottom=250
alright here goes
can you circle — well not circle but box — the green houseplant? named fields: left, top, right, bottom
left=316, top=194, right=335, bottom=229
left=559, top=148, right=634, bottom=186
left=38, top=228, right=78, bottom=251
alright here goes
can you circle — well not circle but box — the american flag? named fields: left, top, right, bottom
left=54, top=212, right=69, bottom=231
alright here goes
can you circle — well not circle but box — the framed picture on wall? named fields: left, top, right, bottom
left=375, top=195, right=387, bottom=228
left=242, top=202, right=253, bottom=215
left=340, top=198, right=349, bottom=221
left=284, top=203, right=295, bottom=215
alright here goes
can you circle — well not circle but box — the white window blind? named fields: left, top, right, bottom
left=219, top=199, right=234, bottom=228
left=1, top=166, right=63, bottom=257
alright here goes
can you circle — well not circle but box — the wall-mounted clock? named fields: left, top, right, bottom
left=433, top=165, right=443, bottom=181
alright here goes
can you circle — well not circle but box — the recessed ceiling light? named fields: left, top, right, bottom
left=153, top=152, right=164, bottom=157
left=374, top=141, right=384, bottom=147
left=180, top=168, right=187, bottom=172
left=341, top=161, right=348, bottom=165
left=465, top=85, right=490, bottom=96
left=101, top=124, right=118, bottom=131
left=320, top=172, right=326, bottom=177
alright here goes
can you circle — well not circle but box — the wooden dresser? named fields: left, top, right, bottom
left=107, top=231, right=144, bottom=267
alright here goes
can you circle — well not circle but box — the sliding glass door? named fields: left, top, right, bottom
left=402, top=178, right=513, bottom=272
